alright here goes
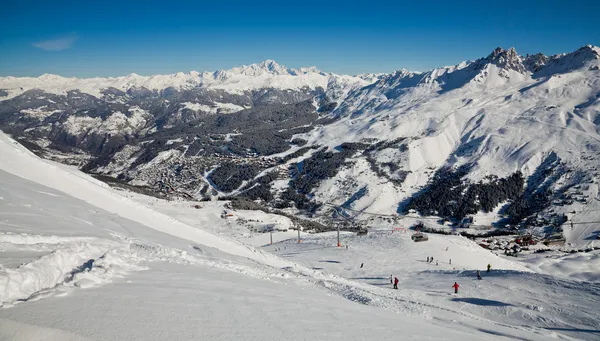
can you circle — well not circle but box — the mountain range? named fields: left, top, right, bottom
left=1, top=45, right=599, bottom=243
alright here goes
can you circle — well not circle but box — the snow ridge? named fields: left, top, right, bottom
left=0, top=61, right=369, bottom=100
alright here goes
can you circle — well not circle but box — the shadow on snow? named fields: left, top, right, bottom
left=451, top=297, right=513, bottom=307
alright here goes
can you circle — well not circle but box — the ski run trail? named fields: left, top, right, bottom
left=0, top=130, right=599, bottom=341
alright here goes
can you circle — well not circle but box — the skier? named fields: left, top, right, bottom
left=390, top=275, right=393, bottom=284
left=436, top=260, right=438, bottom=266
left=427, top=256, right=430, bottom=263
left=449, top=259, right=452, bottom=265
left=452, top=282, right=459, bottom=294
left=430, top=256, right=434, bottom=263
left=393, top=277, right=399, bottom=290
left=360, top=263, right=364, bottom=268
left=487, top=263, right=491, bottom=273
left=476, top=270, right=482, bottom=280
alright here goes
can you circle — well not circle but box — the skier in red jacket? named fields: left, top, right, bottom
left=393, top=277, right=399, bottom=289
left=452, top=282, right=459, bottom=294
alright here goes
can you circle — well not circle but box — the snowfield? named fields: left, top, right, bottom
left=1, top=131, right=599, bottom=340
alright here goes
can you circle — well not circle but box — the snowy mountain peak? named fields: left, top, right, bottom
left=485, top=47, right=526, bottom=73
left=574, top=44, right=600, bottom=60
left=533, top=44, right=600, bottom=77
left=258, top=59, right=288, bottom=72
left=298, top=66, right=326, bottom=75
left=393, top=69, right=417, bottom=77
left=355, top=73, right=386, bottom=84
left=39, top=73, right=69, bottom=81
left=228, top=60, right=296, bottom=76
left=523, top=53, right=548, bottom=72
left=221, top=60, right=329, bottom=77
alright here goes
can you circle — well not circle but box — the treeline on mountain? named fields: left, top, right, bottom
left=238, top=172, right=278, bottom=202
left=152, top=101, right=321, bottom=158
left=290, top=138, right=308, bottom=146
left=276, top=143, right=365, bottom=210
left=208, top=162, right=262, bottom=192
left=156, top=101, right=317, bottom=139
left=404, top=166, right=525, bottom=220
left=279, top=146, right=315, bottom=164
left=365, top=156, right=409, bottom=185
left=501, top=152, right=569, bottom=225
left=277, top=188, right=317, bottom=210
left=363, top=137, right=410, bottom=185
left=290, top=143, right=364, bottom=194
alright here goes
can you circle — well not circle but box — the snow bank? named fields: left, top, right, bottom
left=0, top=240, right=115, bottom=304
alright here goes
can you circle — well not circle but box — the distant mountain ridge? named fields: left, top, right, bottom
left=0, top=59, right=370, bottom=100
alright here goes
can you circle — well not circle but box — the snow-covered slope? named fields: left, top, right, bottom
left=295, top=46, right=600, bottom=241
left=1, top=132, right=599, bottom=341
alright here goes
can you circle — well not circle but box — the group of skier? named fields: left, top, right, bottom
left=389, top=263, right=493, bottom=294
left=426, top=256, right=440, bottom=266
left=452, top=264, right=492, bottom=293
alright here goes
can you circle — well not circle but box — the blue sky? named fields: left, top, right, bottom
left=1, top=0, right=598, bottom=77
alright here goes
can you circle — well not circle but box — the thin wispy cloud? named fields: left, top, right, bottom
left=33, top=35, right=78, bottom=51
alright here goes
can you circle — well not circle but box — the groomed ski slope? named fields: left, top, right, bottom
left=0, top=131, right=599, bottom=341
left=122, top=192, right=600, bottom=340
left=129, top=192, right=600, bottom=340
left=268, top=232, right=600, bottom=338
